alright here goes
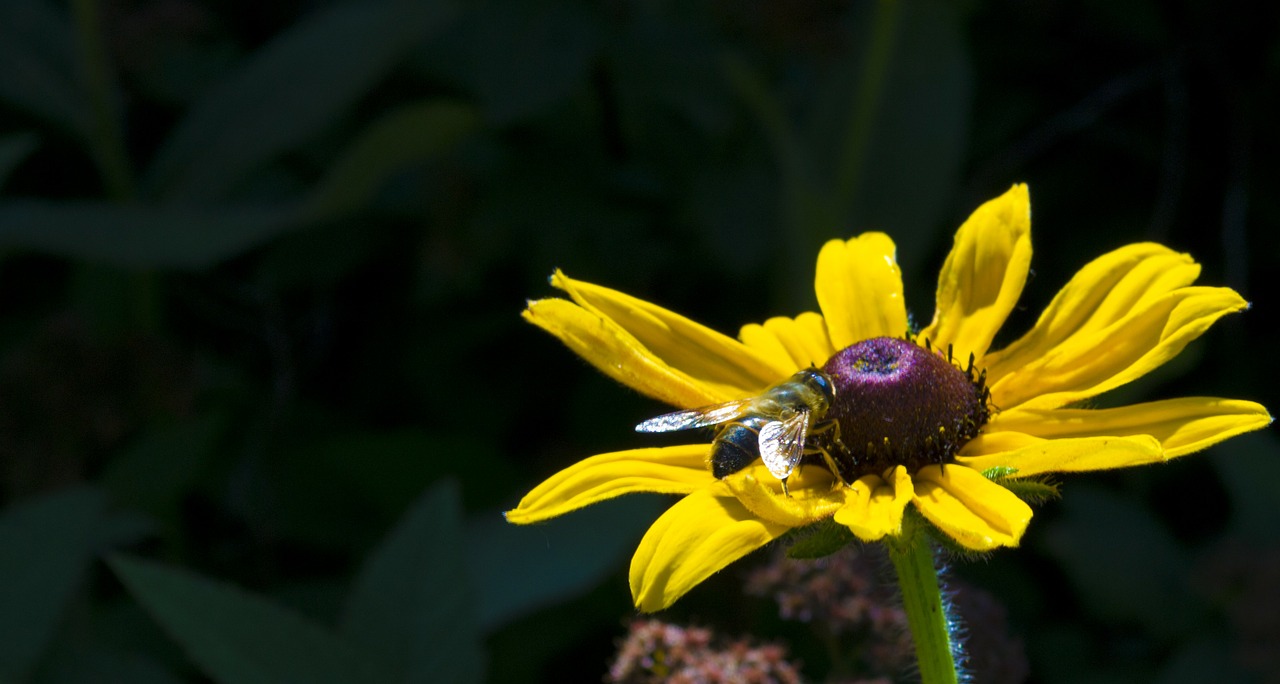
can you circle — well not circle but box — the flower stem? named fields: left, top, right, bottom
left=888, top=525, right=959, bottom=684
left=71, top=0, right=136, bottom=201
left=834, top=0, right=901, bottom=217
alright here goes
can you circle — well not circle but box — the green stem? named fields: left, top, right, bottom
left=70, top=0, right=162, bottom=333
left=71, top=0, right=136, bottom=201
left=888, top=524, right=959, bottom=684
left=834, top=0, right=901, bottom=216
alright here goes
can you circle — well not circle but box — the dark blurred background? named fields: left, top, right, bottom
left=1, top=0, right=1278, bottom=682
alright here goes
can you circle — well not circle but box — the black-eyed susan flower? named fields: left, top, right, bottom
left=506, top=185, right=1271, bottom=616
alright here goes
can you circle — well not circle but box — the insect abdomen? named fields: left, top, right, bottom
left=709, top=416, right=768, bottom=479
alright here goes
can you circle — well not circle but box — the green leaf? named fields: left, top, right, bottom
left=101, top=414, right=225, bottom=518
left=786, top=520, right=857, bottom=559
left=305, top=100, right=479, bottom=219
left=0, top=200, right=299, bottom=268
left=417, top=0, right=599, bottom=124
left=37, top=642, right=185, bottom=684
left=261, top=429, right=475, bottom=549
left=341, top=480, right=484, bottom=684
left=989, top=475, right=1061, bottom=505
left=0, top=486, right=106, bottom=682
left=0, top=0, right=92, bottom=138
left=109, top=555, right=381, bottom=684
left=1038, top=484, right=1194, bottom=637
left=472, top=495, right=663, bottom=632
left=143, top=0, right=459, bottom=203
left=94, top=510, right=159, bottom=550
left=0, top=131, right=40, bottom=190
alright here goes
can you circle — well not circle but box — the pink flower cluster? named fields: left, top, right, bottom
left=607, top=619, right=802, bottom=684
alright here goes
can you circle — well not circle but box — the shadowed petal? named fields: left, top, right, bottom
left=630, top=488, right=789, bottom=612
left=986, top=398, right=1272, bottom=458
left=956, top=434, right=1164, bottom=477
left=722, top=464, right=847, bottom=527
left=918, top=184, right=1032, bottom=363
left=834, top=465, right=913, bottom=541
left=506, top=445, right=715, bottom=524
left=739, top=312, right=836, bottom=371
left=912, top=465, right=1032, bottom=551
left=986, top=286, right=1249, bottom=410
left=551, top=271, right=789, bottom=397
left=815, top=232, right=908, bottom=348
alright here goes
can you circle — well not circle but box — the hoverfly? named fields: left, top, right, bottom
left=635, top=369, right=845, bottom=494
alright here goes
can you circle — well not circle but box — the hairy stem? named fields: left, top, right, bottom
left=888, top=523, right=959, bottom=684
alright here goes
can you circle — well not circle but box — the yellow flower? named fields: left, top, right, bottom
left=506, top=184, right=1271, bottom=612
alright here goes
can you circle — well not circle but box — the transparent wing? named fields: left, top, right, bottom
left=635, top=400, right=753, bottom=433
left=758, top=412, right=809, bottom=480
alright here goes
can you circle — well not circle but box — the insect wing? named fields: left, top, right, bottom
left=758, top=411, right=809, bottom=480
left=634, top=400, right=752, bottom=433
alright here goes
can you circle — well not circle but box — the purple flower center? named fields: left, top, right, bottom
left=819, top=337, right=989, bottom=481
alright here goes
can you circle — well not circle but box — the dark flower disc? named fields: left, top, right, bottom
left=819, top=337, right=989, bottom=481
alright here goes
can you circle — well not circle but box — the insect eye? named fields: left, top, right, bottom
left=809, top=370, right=835, bottom=401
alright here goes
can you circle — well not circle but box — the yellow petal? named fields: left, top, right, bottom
left=524, top=298, right=726, bottom=408
left=629, top=488, right=789, bottom=612
left=505, top=445, right=715, bottom=524
left=986, top=398, right=1272, bottom=459
left=814, top=232, right=908, bottom=348
left=918, top=184, right=1032, bottom=363
left=551, top=271, right=788, bottom=397
left=834, top=465, right=913, bottom=541
left=721, top=463, right=847, bottom=526
left=956, top=434, right=1164, bottom=477
left=912, top=464, right=1032, bottom=551
left=983, top=243, right=1200, bottom=389
left=986, top=286, right=1249, bottom=410
left=739, top=312, right=836, bottom=372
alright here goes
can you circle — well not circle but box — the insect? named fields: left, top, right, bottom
left=635, top=369, right=845, bottom=494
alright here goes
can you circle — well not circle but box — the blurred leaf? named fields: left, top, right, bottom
left=0, top=0, right=92, bottom=138
left=470, top=494, right=664, bottom=632
left=305, top=99, right=479, bottom=219
left=341, top=480, right=484, bottom=684
left=610, top=20, right=734, bottom=136
left=417, top=0, right=599, bottom=123
left=88, top=599, right=191, bottom=677
left=0, top=131, right=40, bottom=189
left=101, top=414, right=225, bottom=518
left=684, top=161, right=779, bottom=279
left=0, top=199, right=299, bottom=268
left=0, top=486, right=106, bottom=682
left=143, top=0, right=459, bottom=203
left=825, top=0, right=972, bottom=276
left=485, top=581, right=625, bottom=684
left=1038, top=484, right=1194, bottom=636
left=263, top=429, right=474, bottom=548
left=37, top=642, right=184, bottom=684
left=721, top=54, right=804, bottom=182
left=723, top=2, right=971, bottom=310
left=1156, top=637, right=1250, bottom=684
left=270, top=579, right=349, bottom=627
left=109, top=555, right=382, bottom=684
left=123, top=33, right=241, bottom=108
left=1209, top=431, right=1280, bottom=542
left=94, top=510, right=159, bottom=551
